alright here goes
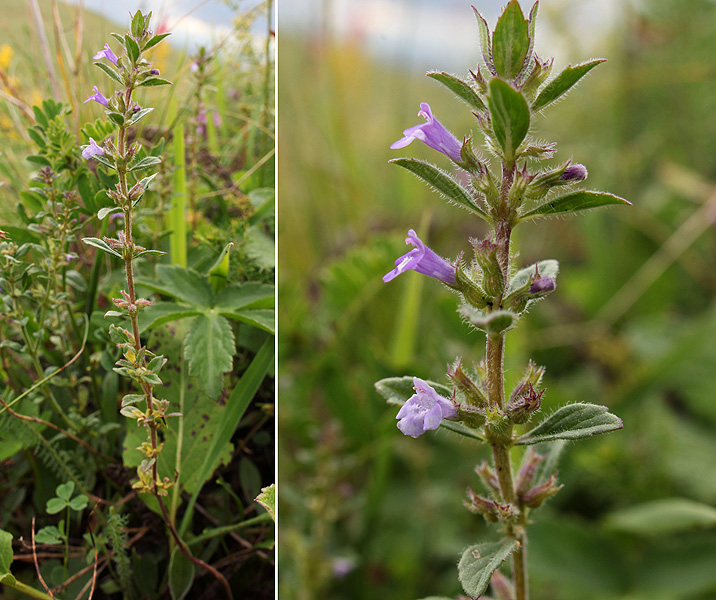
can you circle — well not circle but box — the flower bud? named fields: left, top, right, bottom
left=447, top=357, right=488, bottom=407
left=505, top=383, right=544, bottom=424
left=472, top=236, right=504, bottom=298
left=529, top=276, right=556, bottom=295
left=514, top=448, right=545, bottom=496
left=560, top=163, right=588, bottom=182
left=475, top=460, right=501, bottom=498
left=464, top=488, right=513, bottom=523
left=525, top=162, right=588, bottom=199
left=520, top=474, right=563, bottom=509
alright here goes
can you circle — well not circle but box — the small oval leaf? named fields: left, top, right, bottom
left=458, top=538, right=518, bottom=597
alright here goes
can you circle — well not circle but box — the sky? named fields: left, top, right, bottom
left=64, top=0, right=271, bottom=50
left=278, top=0, right=622, bottom=74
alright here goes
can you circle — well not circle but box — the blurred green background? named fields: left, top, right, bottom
left=278, top=0, right=716, bottom=598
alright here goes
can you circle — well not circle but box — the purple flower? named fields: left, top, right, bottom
left=82, top=137, right=105, bottom=160
left=83, top=86, right=109, bottom=107
left=383, top=229, right=457, bottom=286
left=559, top=164, right=588, bottom=182
left=396, top=377, right=458, bottom=438
left=190, top=61, right=200, bottom=73
left=529, top=276, right=556, bottom=295
left=391, top=102, right=463, bottom=162
left=93, top=43, right=118, bottom=66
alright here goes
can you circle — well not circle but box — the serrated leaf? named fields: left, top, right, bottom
left=98, top=206, right=121, bottom=220
left=138, top=302, right=203, bottom=333
left=245, top=226, right=275, bottom=269
left=487, top=78, right=530, bottom=162
left=390, top=158, right=491, bottom=222
left=184, top=313, right=235, bottom=400
left=492, top=0, right=530, bottom=79
left=427, top=71, right=486, bottom=111
left=214, top=282, right=275, bottom=311
left=458, top=538, right=518, bottom=597
left=169, top=546, right=195, bottom=600
left=141, top=265, right=214, bottom=307
left=519, top=190, right=631, bottom=221
left=604, top=499, right=716, bottom=537
left=472, top=8, right=494, bottom=73
left=516, top=403, right=623, bottom=445
left=507, top=259, right=559, bottom=296
left=255, top=484, right=275, bottom=520
left=83, top=237, right=122, bottom=258
left=138, top=77, right=173, bottom=88
left=532, top=59, right=606, bottom=112
left=224, top=308, right=275, bottom=334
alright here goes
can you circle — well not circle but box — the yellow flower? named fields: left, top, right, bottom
left=0, top=44, right=14, bottom=70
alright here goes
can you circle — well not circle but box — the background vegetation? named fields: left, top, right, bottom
left=1, top=1, right=274, bottom=598
left=278, top=0, right=716, bottom=599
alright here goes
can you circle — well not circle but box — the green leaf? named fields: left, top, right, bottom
left=0, top=529, right=13, bottom=581
left=245, top=226, right=275, bottom=270
left=255, top=484, right=275, bottom=521
left=223, top=309, right=275, bottom=334
left=472, top=7, right=493, bottom=73
left=131, top=10, right=145, bottom=39
left=604, top=498, right=716, bottom=537
left=184, top=313, right=235, bottom=400
left=83, top=237, right=122, bottom=258
left=129, top=156, right=162, bottom=172
left=519, top=190, right=631, bottom=221
left=390, top=158, right=491, bottom=222
left=506, top=259, right=559, bottom=296
left=137, top=77, right=173, bottom=88
left=487, top=78, right=530, bottom=162
left=178, top=335, right=274, bottom=537
left=458, top=538, right=518, bottom=597
left=138, top=302, right=203, bottom=333
left=517, top=403, right=623, bottom=445
left=46, top=498, right=67, bottom=514
left=240, top=457, right=262, bottom=503
left=124, top=34, right=140, bottom=63
left=375, top=376, right=484, bottom=442
left=121, top=393, right=145, bottom=407
left=208, top=243, right=234, bottom=294
left=128, top=107, right=154, bottom=126
left=55, top=481, right=75, bottom=500
left=492, top=0, right=530, bottom=79
left=168, top=546, right=195, bottom=600
left=98, top=206, right=121, bottom=220
left=107, top=111, right=125, bottom=126
left=532, top=59, right=606, bottom=112
left=427, top=71, right=486, bottom=111
left=214, top=282, right=275, bottom=311
left=460, top=307, right=516, bottom=334
left=69, top=495, right=88, bottom=512
left=143, top=32, right=171, bottom=52
left=142, top=265, right=214, bottom=307
left=34, top=526, right=62, bottom=545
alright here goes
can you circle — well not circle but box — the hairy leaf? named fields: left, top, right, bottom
left=458, top=538, right=518, bottom=597
left=390, top=158, right=491, bottom=222
left=604, top=499, right=716, bottom=537
left=492, top=0, right=530, bottom=79
left=532, top=59, right=606, bottom=112
left=517, top=403, right=623, bottom=445
left=487, top=78, right=530, bottom=162
left=427, top=71, right=486, bottom=111
left=519, top=190, right=631, bottom=221
left=83, top=237, right=122, bottom=258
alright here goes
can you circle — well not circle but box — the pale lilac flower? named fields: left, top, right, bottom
left=396, top=377, right=458, bottom=438
left=82, top=137, right=105, bottom=160
left=383, top=229, right=457, bottom=286
left=190, top=61, right=200, bottom=73
left=391, top=102, right=463, bottom=162
left=83, top=86, right=109, bottom=108
left=559, top=163, right=588, bottom=182
left=93, top=43, right=118, bottom=66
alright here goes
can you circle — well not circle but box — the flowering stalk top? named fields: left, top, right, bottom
left=383, top=229, right=457, bottom=286
left=396, top=377, right=458, bottom=438
left=391, top=102, right=463, bottom=163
